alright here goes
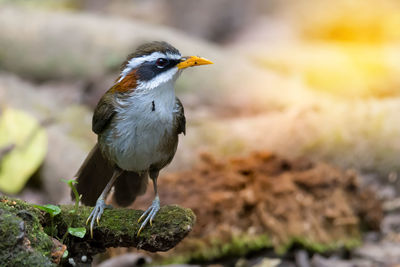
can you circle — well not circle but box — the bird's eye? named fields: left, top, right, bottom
left=156, top=58, right=169, bottom=68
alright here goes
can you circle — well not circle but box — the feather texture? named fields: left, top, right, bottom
left=73, top=144, right=114, bottom=206
left=73, top=144, right=150, bottom=207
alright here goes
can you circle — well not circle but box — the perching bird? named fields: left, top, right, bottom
left=72, top=41, right=213, bottom=237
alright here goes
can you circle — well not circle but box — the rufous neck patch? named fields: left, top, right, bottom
left=112, top=70, right=137, bottom=93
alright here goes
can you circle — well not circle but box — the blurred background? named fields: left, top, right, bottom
left=0, top=0, right=400, bottom=266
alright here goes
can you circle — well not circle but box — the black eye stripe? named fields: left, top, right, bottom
left=156, top=58, right=181, bottom=68
left=170, top=59, right=181, bottom=66
left=136, top=59, right=181, bottom=81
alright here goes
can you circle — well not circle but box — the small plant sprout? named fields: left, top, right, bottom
left=34, top=204, right=61, bottom=236
left=62, top=179, right=81, bottom=213
left=61, top=178, right=86, bottom=242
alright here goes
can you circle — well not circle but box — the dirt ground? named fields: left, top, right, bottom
left=108, top=151, right=382, bottom=263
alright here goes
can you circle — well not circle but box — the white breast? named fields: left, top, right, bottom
left=104, top=81, right=176, bottom=171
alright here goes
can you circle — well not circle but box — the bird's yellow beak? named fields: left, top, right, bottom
left=177, top=56, right=213, bottom=69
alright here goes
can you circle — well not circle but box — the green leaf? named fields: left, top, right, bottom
left=0, top=108, right=47, bottom=194
left=34, top=204, right=61, bottom=216
left=62, top=250, right=68, bottom=258
left=68, top=227, right=86, bottom=238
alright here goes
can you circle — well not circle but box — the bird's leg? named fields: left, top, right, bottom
left=86, top=168, right=123, bottom=238
left=137, top=170, right=160, bottom=236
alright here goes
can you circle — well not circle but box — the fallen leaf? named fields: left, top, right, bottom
left=0, top=108, right=47, bottom=194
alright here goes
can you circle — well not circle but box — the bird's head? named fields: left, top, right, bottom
left=114, top=41, right=213, bottom=93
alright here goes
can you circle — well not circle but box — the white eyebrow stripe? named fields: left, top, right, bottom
left=118, top=51, right=181, bottom=82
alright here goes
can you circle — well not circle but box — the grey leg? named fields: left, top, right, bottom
left=137, top=170, right=160, bottom=236
left=86, top=168, right=123, bottom=238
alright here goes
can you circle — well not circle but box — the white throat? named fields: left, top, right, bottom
left=116, top=77, right=176, bottom=119
left=111, top=79, right=177, bottom=171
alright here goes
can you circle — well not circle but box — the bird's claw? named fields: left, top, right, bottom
left=137, top=197, right=160, bottom=236
left=86, top=199, right=107, bottom=238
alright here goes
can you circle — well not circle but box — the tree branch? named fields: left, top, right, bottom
left=0, top=196, right=196, bottom=265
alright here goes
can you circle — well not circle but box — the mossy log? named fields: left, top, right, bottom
left=0, top=196, right=196, bottom=266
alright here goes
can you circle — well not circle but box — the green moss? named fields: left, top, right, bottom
left=162, top=234, right=273, bottom=264
left=57, top=204, right=196, bottom=253
left=163, top=232, right=362, bottom=264
left=0, top=209, right=24, bottom=248
left=1, top=196, right=196, bottom=264
left=0, top=196, right=55, bottom=266
left=275, top=235, right=362, bottom=255
left=57, top=204, right=143, bottom=238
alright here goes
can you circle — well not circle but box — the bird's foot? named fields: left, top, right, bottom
left=137, top=196, right=160, bottom=236
left=86, top=198, right=109, bottom=238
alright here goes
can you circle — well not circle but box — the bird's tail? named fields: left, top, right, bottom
left=72, top=144, right=114, bottom=206
left=113, top=171, right=148, bottom=207
left=72, top=143, right=148, bottom=207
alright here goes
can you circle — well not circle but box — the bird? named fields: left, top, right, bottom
left=72, top=41, right=213, bottom=237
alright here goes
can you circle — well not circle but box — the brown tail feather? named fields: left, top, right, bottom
left=72, top=143, right=149, bottom=207
left=113, top=171, right=148, bottom=207
left=72, top=143, right=114, bottom=206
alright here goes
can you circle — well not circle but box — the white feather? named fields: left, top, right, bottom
left=104, top=69, right=179, bottom=171
left=118, top=52, right=181, bottom=82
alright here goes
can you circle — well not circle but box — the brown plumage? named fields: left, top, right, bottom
left=112, top=70, right=138, bottom=93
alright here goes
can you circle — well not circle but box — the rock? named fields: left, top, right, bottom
left=295, top=250, right=311, bottom=267
left=353, top=241, right=400, bottom=265
left=253, top=258, right=281, bottom=267
left=381, top=213, right=400, bottom=236
left=311, top=255, right=373, bottom=267
left=97, top=253, right=150, bottom=267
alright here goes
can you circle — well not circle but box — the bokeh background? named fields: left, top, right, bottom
left=1, top=0, right=400, bottom=266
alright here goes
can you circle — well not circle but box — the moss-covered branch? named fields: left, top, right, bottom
left=0, top=196, right=196, bottom=266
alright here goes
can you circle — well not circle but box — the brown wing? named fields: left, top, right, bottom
left=92, top=91, right=116, bottom=134
left=174, top=97, right=186, bottom=135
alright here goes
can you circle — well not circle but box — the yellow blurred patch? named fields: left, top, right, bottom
left=252, top=43, right=400, bottom=98
left=0, top=108, right=47, bottom=194
left=294, top=0, right=400, bottom=44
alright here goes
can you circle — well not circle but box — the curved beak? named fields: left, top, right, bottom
left=177, top=56, right=213, bottom=69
